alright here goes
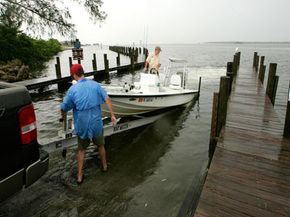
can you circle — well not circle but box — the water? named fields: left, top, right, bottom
left=0, top=43, right=289, bottom=217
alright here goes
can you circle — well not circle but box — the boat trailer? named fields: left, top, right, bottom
left=40, top=112, right=168, bottom=156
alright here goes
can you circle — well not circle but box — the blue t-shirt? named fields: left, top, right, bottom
left=74, top=41, right=81, bottom=49
left=61, top=79, right=108, bottom=140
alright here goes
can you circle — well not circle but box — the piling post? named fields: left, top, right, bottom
left=92, top=53, right=98, bottom=80
left=283, top=82, right=290, bottom=137
left=236, top=52, right=241, bottom=66
left=272, top=75, right=279, bottom=105
left=116, top=52, right=121, bottom=66
left=209, top=92, right=219, bottom=157
left=266, top=63, right=278, bottom=105
left=69, top=57, right=72, bottom=69
left=92, top=53, right=97, bottom=70
left=259, top=56, right=265, bottom=74
left=258, top=65, right=266, bottom=84
left=197, top=77, right=202, bottom=99
left=255, top=55, right=259, bottom=72
left=130, top=51, right=134, bottom=71
left=135, top=48, right=139, bottom=61
left=104, top=53, right=108, bottom=72
left=253, top=52, right=257, bottom=68
left=217, top=76, right=231, bottom=135
left=232, top=54, right=238, bottom=75
left=226, top=62, right=234, bottom=93
left=227, top=62, right=233, bottom=74
left=77, top=59, right=81, bottom=64
left=104, top=54, right=110, bottom=83
left=55, top=57, right=66, bottom=91
left=55, top=57, right=61, bottom=79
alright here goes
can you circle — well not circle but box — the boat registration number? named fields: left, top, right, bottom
left=138, top=97, right=153, bottom=103
left=113, top=123, right=129, bottom=132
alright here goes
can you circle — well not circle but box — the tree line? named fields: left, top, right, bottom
left=0, top=0, right=106, bottom=77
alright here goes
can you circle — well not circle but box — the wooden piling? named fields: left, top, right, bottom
left=104, top=54, right=110, bottom=83
left=69, top=57, right=72, bottom=68
left=283, top=82, right=290, bottom=137
left=266, top=63, right=278, bottom=105
left=227, top=62, right=233, bottom=73
left=226, top=61, right=234, bottom=93
left=92, top=53, right=98, bottom=80
left=272, top=75, right=279, bottom=105
left=92, top=53, right=97, bottom=70
left=255, top=55, right=260, bottom=72
left=130, top=51, right=134, bottom=71
left=197, top=77, right=202, bottom=99
left=55, top=57, right=61, bottom=79
left=236, top=52, right=241, bottom=66
left=258, top=65, right=266, bottom=84
left=116, top=52, right=120, bottom=66
left=104, top=53, right=108, bottom=71
left=233, top=54, right=238, bottom=75
left=135, top=48, right=138, bottom=61
left=209, top=92, right=219, bottom=157
left=55, top=57, right=66, bottom=91
left=217, top=76, right=231, bottom=135
left=253, top=52, right=257, bottom=68
left=226, top=71, right=234, bottom=94
left=77, top=59, right=81, bottom=64
left=259, top=56, right=265, bottom=73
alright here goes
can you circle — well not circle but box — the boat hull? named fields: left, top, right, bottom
left=102, top=91, right=198, bottom=116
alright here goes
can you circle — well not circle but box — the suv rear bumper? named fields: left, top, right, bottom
left=0, top=149, right=49, bottom=202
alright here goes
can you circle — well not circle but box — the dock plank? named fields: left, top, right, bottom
left=194, top=67, right=290, bottom=217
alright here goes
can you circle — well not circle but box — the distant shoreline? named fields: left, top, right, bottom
left=69, top=42, right=290, bottom=47
left=206, top=41, right=290, bottom=44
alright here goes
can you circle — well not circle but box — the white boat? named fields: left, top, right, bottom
left=102, top=58, right=200, bottom=116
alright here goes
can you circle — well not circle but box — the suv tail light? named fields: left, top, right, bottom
left=19, top=104, right=37, bottom=145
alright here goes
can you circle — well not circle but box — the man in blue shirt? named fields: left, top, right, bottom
left=74, top=39, right=81, bottom=49
left=61, top=64, right=116, bottom=184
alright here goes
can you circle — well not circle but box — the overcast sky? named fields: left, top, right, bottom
left=64, top=0, right=290, bottom=44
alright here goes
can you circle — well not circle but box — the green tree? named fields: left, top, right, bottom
left=0, top=0, right=107, bottom=36
left=0, top=24, right=62, bottom=72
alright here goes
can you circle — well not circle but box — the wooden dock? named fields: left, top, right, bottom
left=15, top=62, right=144, bottom=91
left=13, top=46, right=146, bottom=91
left=194, top=65, right=290, bottom=216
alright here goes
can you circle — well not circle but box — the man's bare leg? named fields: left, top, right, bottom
left=77, top=149, right=86, bottom=182
left=98, top=145, right=107, bottom=171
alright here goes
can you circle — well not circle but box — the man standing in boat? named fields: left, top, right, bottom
left=60, top=64, right=117, bottom=184
left=144, top=46, right=162, bottom=73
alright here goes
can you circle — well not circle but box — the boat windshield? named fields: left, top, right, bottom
left=162, top=58, right=188, bottom=88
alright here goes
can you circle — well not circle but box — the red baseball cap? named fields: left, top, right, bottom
left=70, top=64, right=84, bottom=76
